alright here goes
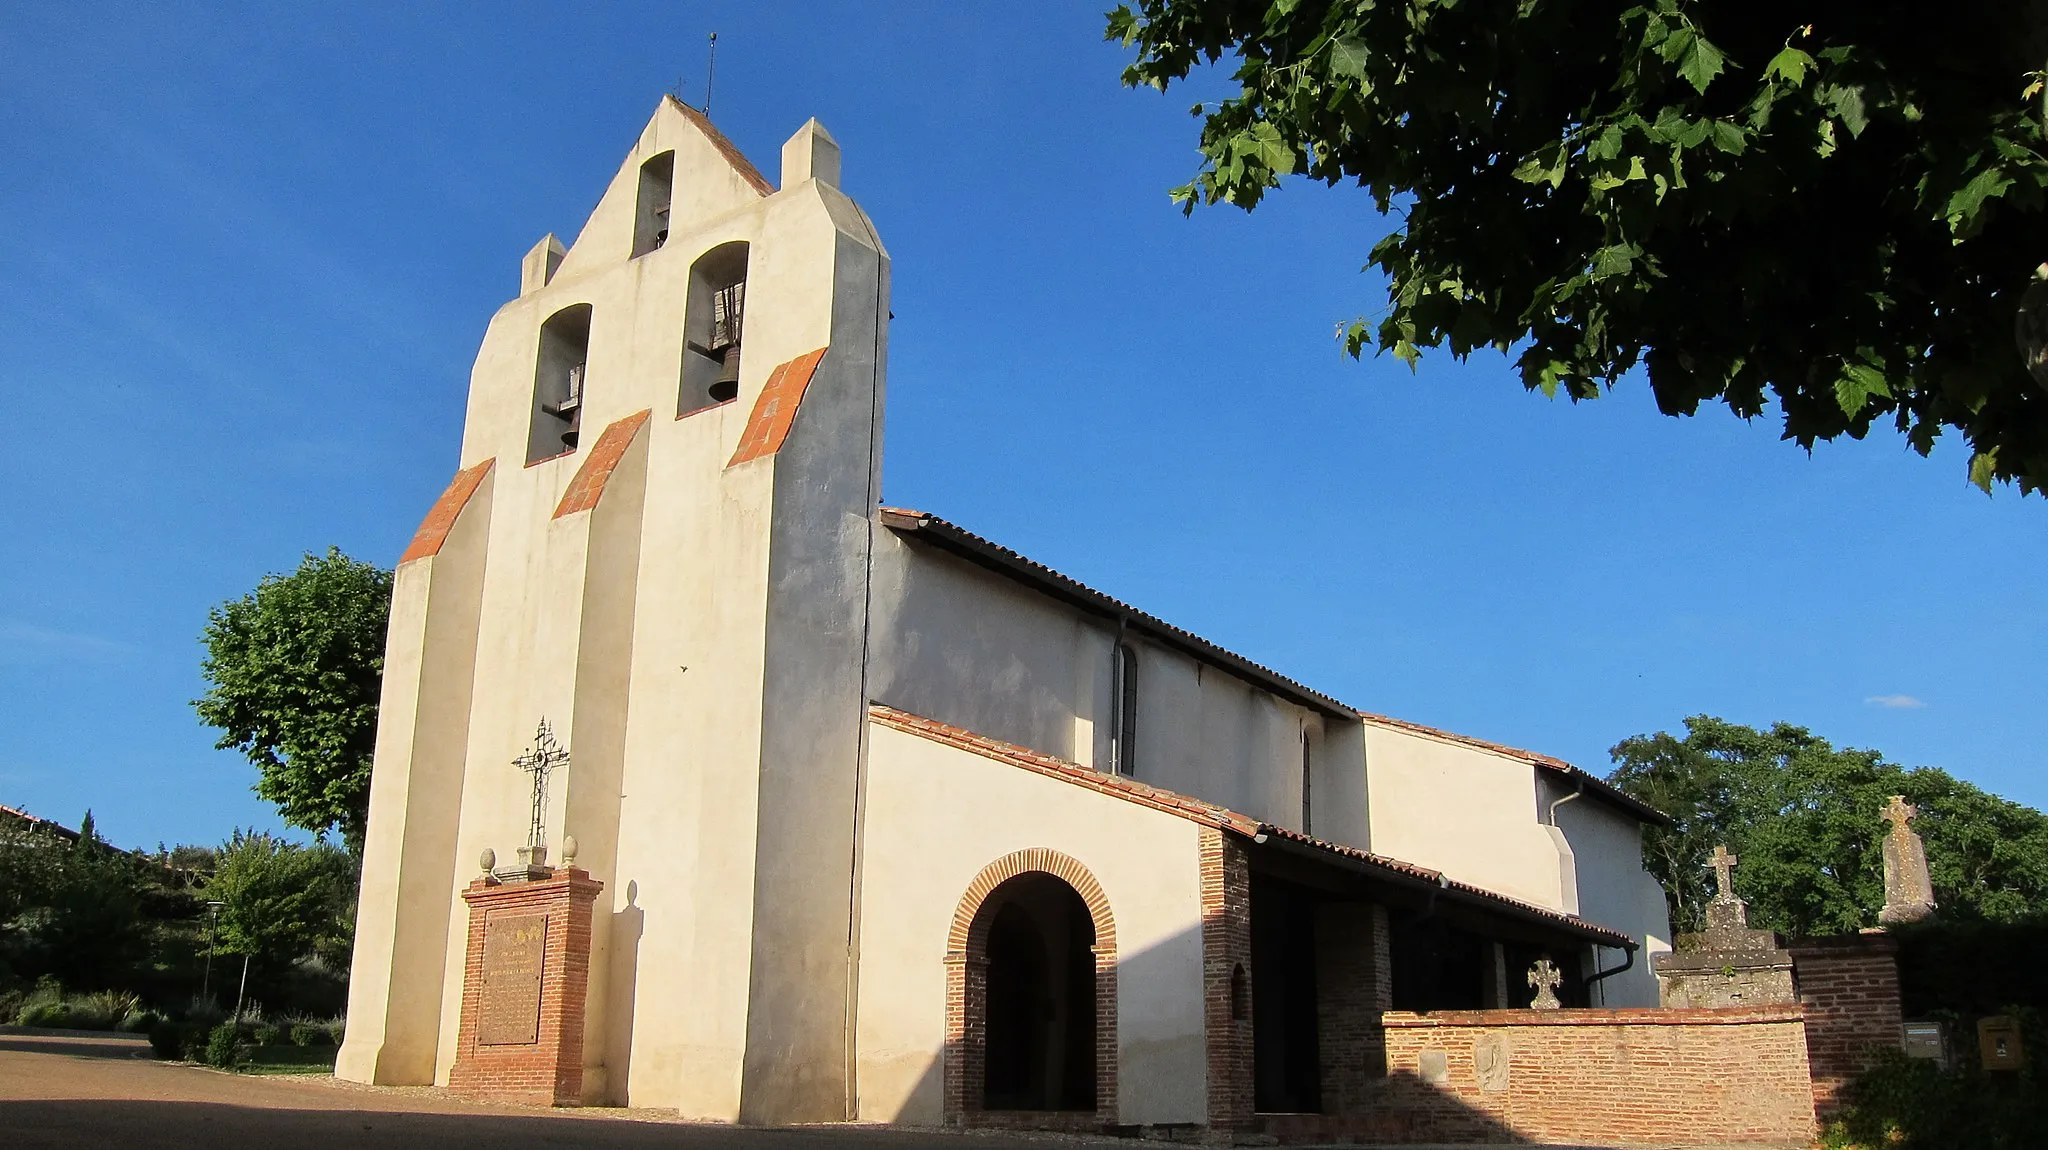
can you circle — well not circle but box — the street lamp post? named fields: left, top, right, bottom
left=201, top=900, right=223, bottom=1005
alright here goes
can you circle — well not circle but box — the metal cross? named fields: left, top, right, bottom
left=1527, top=958, right=1562, bottom=1009
left=512, top=719, right=569, bottom=850
left=1882, top=795, right=1917, bottom=833
left=1708, top=844, right=1740, bottom=900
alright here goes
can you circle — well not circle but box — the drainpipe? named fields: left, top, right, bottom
left=1547, top=779, right=1585, bottom=825
left=1583, top=942, right=1639, bottom=1003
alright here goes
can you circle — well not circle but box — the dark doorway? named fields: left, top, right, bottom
left=1251, top=874, right=1321, bottom=1113
left=1388, top=916, right=1489, bottom=1011
left=980, top=873, right=1097, bottom=1111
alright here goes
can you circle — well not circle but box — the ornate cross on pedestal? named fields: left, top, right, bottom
left=513, top=719, right=570, bottom=853
left=1709, top=844, right=1740, bottom=900
left=1883, top=795, right=1918, bottom=835
left=1527, top=957, right=1562, bottom=1010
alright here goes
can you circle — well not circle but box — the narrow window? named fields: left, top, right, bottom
left=1112, top=641, right=1139, bottom=777
left=1301, top=729, right=1313, bottom=835
left=1230, top=962, right=1250, bottom=1022
left=632, top=152, right=674, bottom=258
left=679, top=241, right=750, bottom=416
left=528, top=303, right=591, bottom=463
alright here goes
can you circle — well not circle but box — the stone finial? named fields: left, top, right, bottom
left=561, top=834, right=579, bottom=872
left=781, top=119, right=841, bottom=188
left=1879, top=794, right=1938, bottom=924
left=521, top=234, right=565, bottom=297
left=479, top=846, right=496, bottom=876
left=1527, top=958, right=1563, bottom=1010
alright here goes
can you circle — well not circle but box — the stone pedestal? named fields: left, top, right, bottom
left=448, top=867, right=603, bottom=1105
left=1654, top=895, right=1796, bottom=1008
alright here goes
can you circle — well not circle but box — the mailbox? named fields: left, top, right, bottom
left=1978, top=1016, right=2024, bottom=1072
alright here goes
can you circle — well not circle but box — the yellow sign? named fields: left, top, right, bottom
left=1978, top=1016, right=2024, bottom=1072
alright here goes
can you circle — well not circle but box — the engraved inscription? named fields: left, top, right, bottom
left=478, top=911, right=547, bottom=1045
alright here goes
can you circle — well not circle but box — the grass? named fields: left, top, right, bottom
left=239, top=1043, right=338, bottom=1075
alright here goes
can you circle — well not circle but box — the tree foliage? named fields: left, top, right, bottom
left=195, top=548, right=391, bottom=851
left=204, top=830, right=356, bottom=976
left=1608, top=716, right=2048, bottom=937
left=1107, top=1, right=2048, bottom=492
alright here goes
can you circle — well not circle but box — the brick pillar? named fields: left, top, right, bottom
left=1200, top=829, right=1253, bottom=1137
left=1788, top=933, right=1902, bottom=1116
left=448, top=867, right=603, bottom=1105
left=1315, top=901, right=1392, bottom=1114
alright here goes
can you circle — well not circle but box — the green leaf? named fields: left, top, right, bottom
left=1946, top=166, right=2015, bottom=232
left=1234, top=121, right=1296, bottom=177
left=1969, top=448, right=2000, bottom=493
left=1328, top=35, right=1370, bottom=81
left=1833, top=362, right=1892, bottom=416
left=1591, top=243, right=1638, bottom=280
left=1513, top=146, right=1568, bottom=188
left=1676, top=34, right=1727, bottom=94
left=1764, top=47, right=1813, bottom=86
left=1709, top=120, right=1748, bottom=154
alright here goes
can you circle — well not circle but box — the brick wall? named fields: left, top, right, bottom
left=1298, top=1007, right=1818, bottom=1147
left=1199, top=829, right=1253, bottom=1135
left=1314, top=901, right=1392, bottom=1113
left=447, top=869, right=602, bottom=1106
left=1789, top=934, right=1902, bottom=1116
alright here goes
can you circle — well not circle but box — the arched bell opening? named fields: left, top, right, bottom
left=529, top=303, right=592, bottom=463
left=678, top=240, right=749, bottom=417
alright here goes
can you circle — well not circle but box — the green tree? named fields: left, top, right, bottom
left=1608, top=716, right=2048, bottom=937
left=1107, top=2, right=2048, bottom=492
left=0, top=811, right=153, bottom=990
left=204, top=830, right=357, bottom=978
left=195, top=548, right=391, bottom=851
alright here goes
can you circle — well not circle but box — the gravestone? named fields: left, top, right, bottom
left=1653, top=845, right=1797, bottom=1008
left=1878, top=796, right=1938, bottom=925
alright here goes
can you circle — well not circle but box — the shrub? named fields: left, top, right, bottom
left=201, top=1022, right=242, bottom=1069
left=1821, top=1008, right=2048, bottom=1149
left=287, top=1021, right=330, bottom=1047
left=119, top=1006, right=161, bottom=1034
left=250, top=1022, right=280, bottom=1046
left=145, top=1018, right=186, bottom=1060
left=323, top=1015, right=345, bottom=1046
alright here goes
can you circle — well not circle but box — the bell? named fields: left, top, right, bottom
left=708, top=345, right=741, bottom=403
left=560, top=425, right=579, bottom=449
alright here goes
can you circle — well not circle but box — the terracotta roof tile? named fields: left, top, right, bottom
left=400, top=458, right=494, bottom=565
left=667, top=96, right=776, bottom=197
left=729, top=348, right=827, bottom=467
left=554, top=410, right=650, bottom=519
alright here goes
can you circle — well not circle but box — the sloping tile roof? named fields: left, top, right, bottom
left=729, top=348, right=828, bottom=467
left=668, top=96, right=776, bottom=197
left=877, top=508, right=1670, bottom=829
left=554, top=410, right=650, bottom=518
left=869, top=704, right=1636, bottom=949
left=400, top=458, right=493, bottom=565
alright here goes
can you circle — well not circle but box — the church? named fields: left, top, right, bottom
left=336, top=98, right=1674, bottom=1131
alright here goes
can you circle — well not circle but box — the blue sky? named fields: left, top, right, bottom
left=2, top=2, right=2041, bottom=851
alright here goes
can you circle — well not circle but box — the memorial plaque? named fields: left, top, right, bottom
left=1418, top=1048, right=1450, bottom=1086
left=478, top=911, right=547, bottom=1046
left=1473, top=1033, right=1511, bottom=1092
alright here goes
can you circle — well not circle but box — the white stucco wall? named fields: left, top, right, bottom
left=868, top=536, right=1368, bottom=849
left=1360, top=721, right=1571, bottom=911
left=854, top=720, right=1209, bottom=1127
left=1545, top=775, right=1673, bottom=1006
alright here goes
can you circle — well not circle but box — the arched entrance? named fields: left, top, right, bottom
left=945, top=849, right=1117, bottom=1126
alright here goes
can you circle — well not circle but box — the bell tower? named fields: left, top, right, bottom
left=340, top=98, right=889, bottom=1123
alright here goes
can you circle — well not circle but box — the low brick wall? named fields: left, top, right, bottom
left=1356, top=1006, right=1815, bottom=1147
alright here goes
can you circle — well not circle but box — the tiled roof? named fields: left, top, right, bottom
left=668, top=96, right=776, bottom=197
left=868, top=704, right=1636, bottom=949
left=877, top=507, right=1670, bottom=829
left=877, top=509, right=1353, bottom=717
left=0, top=803, right=79, bottom=842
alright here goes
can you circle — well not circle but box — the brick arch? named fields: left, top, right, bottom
left=942, top=848, right=1117, bottom=1128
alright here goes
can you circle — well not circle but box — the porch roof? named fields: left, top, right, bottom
left=869, top=704, right=1636, bottom=951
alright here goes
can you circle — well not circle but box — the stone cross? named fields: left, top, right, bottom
left=1527, top=958, right=1562, bottom=1010
left=513, top=718, right=570, bottom=855
left=1879, top=793, right=1938, bottom=924
left=1709, top=844, right=1740, bottom=900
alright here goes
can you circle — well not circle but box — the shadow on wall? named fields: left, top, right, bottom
left=859, top=920, right=1540, bottom=1146
left=606, top=880, right=645, bottom=1099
